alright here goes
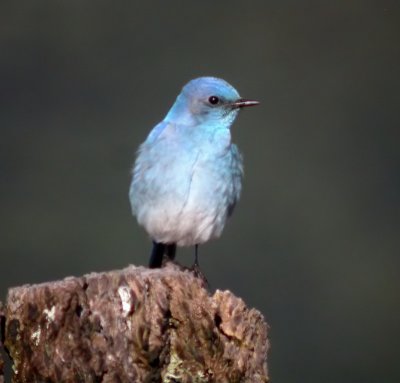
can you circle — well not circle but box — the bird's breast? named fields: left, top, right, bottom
left=130, top=130, right=242, bottom=246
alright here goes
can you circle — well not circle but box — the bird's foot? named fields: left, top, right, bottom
left=190, top=262, right=209, bottom=289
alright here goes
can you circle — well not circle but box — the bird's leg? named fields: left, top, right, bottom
left=194, top=244, right=199, bottom=267
left=149, top=241, right=165, bottom=268
left=166, top=244, right=177, bottom=260
left=191, top=244, right=201, bottom=272
left=191, top=244, right=209, bottom=287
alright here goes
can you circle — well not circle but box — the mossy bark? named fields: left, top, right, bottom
left=2, top=263, right=269, bottom=383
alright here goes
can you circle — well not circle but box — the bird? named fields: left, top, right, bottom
left=129, top=77, right=258, bottom=268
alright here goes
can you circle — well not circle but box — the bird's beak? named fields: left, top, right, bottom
left=232, top=99, right=260, bottom=109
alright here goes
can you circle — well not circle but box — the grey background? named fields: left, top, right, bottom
left=1, top=1, right=399, bottom=382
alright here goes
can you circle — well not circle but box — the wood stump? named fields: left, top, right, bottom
left=1, top=263, right=269, bottom=382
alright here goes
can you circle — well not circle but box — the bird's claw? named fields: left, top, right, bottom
left=190, top=262, right=209, bottom=288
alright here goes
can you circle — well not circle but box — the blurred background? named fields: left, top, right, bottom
left=1, top=1, right=399, bottom=382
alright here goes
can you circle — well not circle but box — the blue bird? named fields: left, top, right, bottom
left=129, top=77, right=258, bottom=268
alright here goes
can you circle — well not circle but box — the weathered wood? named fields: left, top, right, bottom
left=2, top=263, right=269, bottom=382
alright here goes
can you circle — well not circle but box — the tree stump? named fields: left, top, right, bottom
left=1, top=263, right=269, bottom=382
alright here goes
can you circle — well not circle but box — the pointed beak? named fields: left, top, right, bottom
left=232, top=98, right=260, bottom=109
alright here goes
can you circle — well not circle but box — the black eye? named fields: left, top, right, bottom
left=208, top=96, right=219, bottom=105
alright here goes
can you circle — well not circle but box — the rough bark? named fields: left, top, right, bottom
left=2, top=263, right=269, bottom=383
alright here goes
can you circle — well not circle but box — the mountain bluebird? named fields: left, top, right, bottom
left=129, top=77, right=258, bottom=268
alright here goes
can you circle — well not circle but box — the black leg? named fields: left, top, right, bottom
left=191, top=244, right=208, bottom=287
left=194, top=244, right=199, bottom=267
left=149, top=241, right=165, bottom=268
left=166, top=244, right=177, bottom=260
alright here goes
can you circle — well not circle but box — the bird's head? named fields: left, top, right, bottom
left=165, top=77, right=258, bottom=128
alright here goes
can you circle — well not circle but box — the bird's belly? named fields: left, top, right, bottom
left=138, top=168, right=231, bottom=246
left=132, top=139, right=242, bottom=247
left=140, top=193, right=227, bottom=246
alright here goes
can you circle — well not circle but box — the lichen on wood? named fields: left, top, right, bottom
left=3, top=263, right=269, bottom=382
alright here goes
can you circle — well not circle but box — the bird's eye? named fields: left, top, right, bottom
left=208, top=96, right=219, bottom=105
